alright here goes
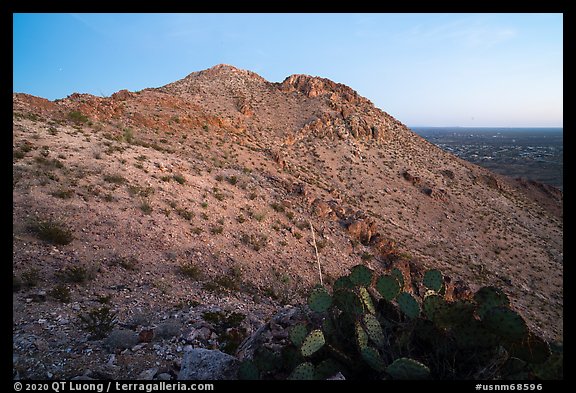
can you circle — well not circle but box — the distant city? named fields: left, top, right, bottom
left=412, top=127, right=563, bottom=191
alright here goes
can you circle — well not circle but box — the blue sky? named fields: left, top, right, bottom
left=13, top=13, right=563, bottom=127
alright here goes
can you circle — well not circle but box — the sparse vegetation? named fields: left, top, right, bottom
left=240, top=232, right=268, bottom=251
left=103, top=174, right=126, bottom=184
left=139, top=199, right=153, bottom=214
left=29, top=218, right=74, bottom=245
left=21, top=268, right=40, bottom=288
left=57, top=265, right=92, bottom=284
left=49, top=284, right=71, bottom=303
left=178, top=262, right=203, bottom=280
left=68, top=111, right=89, bottom=124
left=51, top=188, right=74, bottom=199
left=173, top=174, right=186, bottom=184
left=79, top=306, right=117, bottom=339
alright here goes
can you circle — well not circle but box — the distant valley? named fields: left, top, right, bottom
left=413, top=127, right=563, bottom=191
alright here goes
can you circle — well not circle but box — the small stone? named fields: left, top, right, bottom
left=157, top=373, right=171, bottom=381
left=138, top=368, right=158, bottom=380
left=326, top=372, right=346, bottom=380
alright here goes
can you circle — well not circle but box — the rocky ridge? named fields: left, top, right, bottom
left=12, top=64, right=562, bottom=379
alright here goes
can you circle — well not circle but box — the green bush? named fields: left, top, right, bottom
left=68, top=111, right=89, bottom=124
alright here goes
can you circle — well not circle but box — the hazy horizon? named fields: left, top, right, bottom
left=13, top=13, right=563, bottom=128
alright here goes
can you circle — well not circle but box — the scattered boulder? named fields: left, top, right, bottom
left=154, top=320, right=182, bottom=340
left=347, top=219, right=378, bottom=245
left=311, top=199, right=333, bottom=218
left=104, top=329, right=138, bottom=351
left=178, top=349, right=239, bottom=380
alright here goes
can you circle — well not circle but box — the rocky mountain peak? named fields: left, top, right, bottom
left=279, top=74, right=364, bottom=104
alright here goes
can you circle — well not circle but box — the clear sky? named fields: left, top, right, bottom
left=13, top=13, right=563, bottom=127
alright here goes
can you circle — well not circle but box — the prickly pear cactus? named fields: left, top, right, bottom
left=483, top=306, right=528, bottom=341
left=289, top=323, right=308, bottom=347
left=391, top=267, right=405, bottom=288
left=355, top=321, right=369, bottom=349
left=396, top=292, right=420, bottom=319
left=253, top=347, right=282, bottom=372
left=474, top=286, right=510, bottom=318
left=301, top=329, right=325, bottom=357
left=308, top=286, right=332, bottom=313
left=333, top=275, right=354, bottom=290
left=282, top=345, right=304, bottom=371
left=358, top=286, right=376, bottom=314
left=376, top=275, right=401, bottom=301
left=362, top=313, right=384, bottom=347
left=334, top=288, right=365, bottom=316
left=505, top=331, right=551, bottom=364
left=315, top=358, right=344, bottom=379
left=361, top=346, right=386, bottom=372
left=288, top=362, right=316, bottom=380
left=349, top=264, right=373, bottom=287
left=453, top=319, right=498, bottom=349
left=386, top=357, right=430, bottom=380
left=422, top=293, right=445, bottom=321
left=423, top=269, right=443, bottom=292
left=431, top=299, right=476, bottom=329
left=238, top=360, right=260, bottom=380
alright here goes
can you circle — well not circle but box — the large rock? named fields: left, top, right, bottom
left=178, top=349, right=239, bottom=380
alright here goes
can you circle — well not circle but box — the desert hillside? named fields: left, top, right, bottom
left=12, top=64, right=562, bottom=380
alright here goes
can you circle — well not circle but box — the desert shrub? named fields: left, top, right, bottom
left=178, top=262, right=203, bottom=280
left=29, top=218, right=74, bottom=245
left=49, top=284, right=71, bottom=303
left=68, top=111, right=89, bottom=124
left=79, top=306, right=117, bottom=339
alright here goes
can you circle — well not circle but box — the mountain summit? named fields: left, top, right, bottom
left=13, top=65, right=562, bottom=379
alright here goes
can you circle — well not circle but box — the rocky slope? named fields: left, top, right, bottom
left=12, top=64, right=562, bottom=379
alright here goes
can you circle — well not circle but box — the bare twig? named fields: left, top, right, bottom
left=309, top=220, right=323, bottom=286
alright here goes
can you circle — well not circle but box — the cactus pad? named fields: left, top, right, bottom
left=453, top=319, right=498, bottom=349
left=333, top=275, right=354, bottom=290
left=506, top=332, right=551, bottom=364
left=334, top=288, right=365, bottom=316
left=363, top=313, right=385, bottom=347
left=355, top=321, right=369, bottom=349
left=301, top=329, right=325, bottom=357
left=288, top=362, right=316, bottom=380
left=253, top=347, right=281, bottom=372
left=396, top=292, right=420, bottom=319
left=391, top=267, right=405, bottom=288
left=422, top=294, right=448, bottom=321
left=483, top=306, right=528, bottom=341
left=431, top=299, right=476, bottom=329
left=237, top=360, right=260, bottom=380
left=308, top=286, right=332, bottom=313
left=474, top=286, right=510, bottom=318
left=282, top=345, right=304, bottom=371
left=358, top=286, right=376, bottom=314
left=361, top=346, right=386, bottom=372
left=315, top=358, right=344, bottom=379
left=376, top=275, right=401, bottom=301
left=423, top=269, right=443, bottom=292
left=289, top=323, right=308, bottom=347
left=386, top=358, right=430, bottom=380
left=322, top=317, right=336, bottom=338
left=349, top=264, right=373, bottom=287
